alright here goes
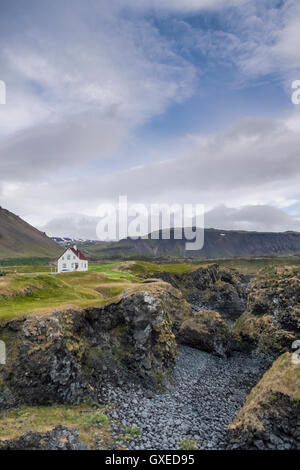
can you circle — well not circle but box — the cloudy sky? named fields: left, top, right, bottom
left=1, top=0, right=300, bottom=239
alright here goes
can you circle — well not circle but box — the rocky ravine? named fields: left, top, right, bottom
left=101, top=345, right=268, bottom=450
left=0, top=265, right=299, bottom=450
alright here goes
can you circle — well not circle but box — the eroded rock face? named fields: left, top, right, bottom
left=154, top=265, right=247, bottom=322
left=178, top=310, right=233, bottom=357
left=227, top=352, right=300, bottom=450
left=151, top=266, right=248, bottom=356
left=233, top=268, right=300, bottom=359
left=0, top=284, right=185, bottom=408
left=0, top=425, right=89, bottom=450
left=2, top=314, right=91, bottom=406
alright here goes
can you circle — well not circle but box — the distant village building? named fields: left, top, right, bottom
left=57, top=245, right=88, bottom=273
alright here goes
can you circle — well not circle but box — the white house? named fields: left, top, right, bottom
left=57, top=245, right=88, bottom=273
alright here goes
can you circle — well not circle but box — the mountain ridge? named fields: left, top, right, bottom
left=0, top=207, right=61, bottom=259
left=79, top=227, right=300, bottom=260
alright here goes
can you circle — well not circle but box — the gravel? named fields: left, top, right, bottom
left=98, top=346, right=268, bottom=450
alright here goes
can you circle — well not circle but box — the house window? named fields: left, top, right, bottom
left=63, top=263, right=67, bottom=269
left=67, top=255, right=71, bottom=260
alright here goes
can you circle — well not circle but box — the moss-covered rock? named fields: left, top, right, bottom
left=233, top=267, right=300, bottom=358
left=227, top=352, right=300, bottom=450
left=178, top=310, right=234, bottom=357
left=154, top=265, right=247, bottom=321
left=0, top=403, right=114, bottom=450
left=0, top=425, right=89, bottom=450
left=0, top=283, right=185, bottom=408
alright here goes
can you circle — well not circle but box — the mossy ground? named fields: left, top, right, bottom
left=229, top=352, right=300, bottom=434
left=233, top=265, right=300, bottom=354
left=0, top=404, right=114, bottom=449
left=180, top=438, right=198, bottom=450
left=0, top=267, right=140, bottom=323
left=0, top=261, right=197, bottom=323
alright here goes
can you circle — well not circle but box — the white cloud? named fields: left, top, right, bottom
left=231, top=0, right=300, bottom=80
left=39, top=204, right=300, bottom=239
left=1, top=0, right=300, bottom=234
left=121, top=0, right=248, bottom=13
left=0, top=110, right=126, bottom=181
left=205, top=204, right=300, bottom=232
left=3, top=112, right=300, bottom=231
left=0, top=3, right=197, bottom=177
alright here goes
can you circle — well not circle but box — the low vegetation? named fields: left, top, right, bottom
left=0, top=256, right=299, bottom=450
left=180, top=438, right=198, bottom=450
left=233, top=265, right=300, bottom=355
left=0, top=267, right=140, bottom=323
left=228, top=352, right=300, bottom=440
left=2, top=258, right=299, bottom=325
left=0, top=404, right=113, bottom=449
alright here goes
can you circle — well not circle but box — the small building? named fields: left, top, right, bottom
left=57, top=245, right=88, bottom=273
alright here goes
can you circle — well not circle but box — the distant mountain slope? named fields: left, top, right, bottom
left=80, top=228, right=300, bottom=260
left=0, top=207, right=61, bottom=259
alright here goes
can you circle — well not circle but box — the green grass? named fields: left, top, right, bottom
left=0, top=404, right=112, bottom=448
left=202, top=256, right=300, bottom=275
left=122, top=425, right=141, bottom=440
left=0, top=265, right=53, bottom=274
left=180, top=438, right=198, bottom=450
left=119, top=260, right=201, bottom=277
left=99, top=257, right=300, bottom=278
left=0, top=258, right=54, bottom=268
left=89, top=263, right=138, bottom=281
left=0, top=268, right=139, bottom=323
left=2, top=258, right=299, bottom=323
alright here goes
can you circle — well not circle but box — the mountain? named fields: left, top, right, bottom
left=0, top=207, right=61, bottom=259
left=79, top=228, right=300, bottom=260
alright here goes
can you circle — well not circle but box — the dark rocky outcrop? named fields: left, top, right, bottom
left=149, top=265, right=248, bottom=356
left=0, top=425, right=89, bottom=450
left=154, top=265, right=247, bottom=322
left=0, top=283, right=189, bottom=409
left=227, top=352, right=300, bottom=450
left=178, top=310, right=233, bottom=357
left=233, top=267, right=300, bottom=359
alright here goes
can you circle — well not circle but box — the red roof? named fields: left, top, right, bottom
left=59, top=246, right=88, bottom=261
left=69, top=247, right=88, bottom=261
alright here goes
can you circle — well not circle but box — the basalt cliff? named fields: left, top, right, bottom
left=0, top=265, right=299, bottom=450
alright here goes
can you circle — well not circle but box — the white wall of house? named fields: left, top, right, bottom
left=57, top=248, right=88, bottom=273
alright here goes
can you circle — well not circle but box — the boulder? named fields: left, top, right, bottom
left=0, top=425, right=89, bottom=450
left=227, top=352, right=300, bottom=450
left=178, top=310, right=234, bottom=357
left=154, top=265, right=247, bottom=322
left=0, top=283, right=185, bottom=408
left=233, top=267, right=300, bottom=358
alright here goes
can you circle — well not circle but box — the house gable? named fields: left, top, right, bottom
left=58, top=248, right=79, bottom=262
left=57, top=245, right=88, bottom=273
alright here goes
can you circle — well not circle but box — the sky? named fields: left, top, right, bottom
left=0, top=0, right=300, bottom=239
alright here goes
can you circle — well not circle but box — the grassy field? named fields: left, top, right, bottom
left=0, top=404, right=113, bottom=448
left=0, top=257, right=55, bottom=268
left=1, top=257, right=300, bottom=324
left=0, top=260, right=195, bottom=323
left=0, top=265, right=141, bottom=324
